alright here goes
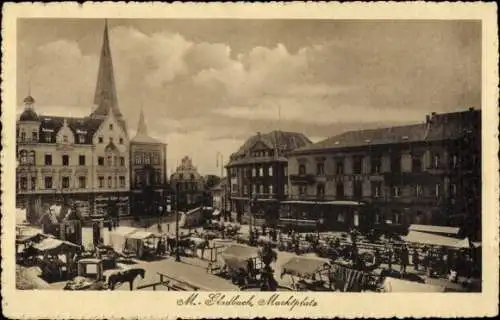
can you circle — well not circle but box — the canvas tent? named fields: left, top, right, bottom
left=109, top=226, right=138, bottom=254
left=402, top=230, right=471, bottom=249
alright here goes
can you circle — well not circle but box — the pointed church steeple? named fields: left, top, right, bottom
left=92, top=19, right=122, bottom=118
left=136, top=108, right=148, bottom=137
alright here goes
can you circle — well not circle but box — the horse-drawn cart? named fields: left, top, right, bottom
left=219, top=244, right=263, bottom=287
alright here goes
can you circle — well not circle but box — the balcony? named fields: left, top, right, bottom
left=289, top=174, right=315, bottom=185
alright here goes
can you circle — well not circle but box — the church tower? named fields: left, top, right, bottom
left=90, top=20, right=128, bottom=134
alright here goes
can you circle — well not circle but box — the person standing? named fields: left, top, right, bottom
left=400, top=245, right=409, bottom=274
left=412, top=248, right=420, bottom=271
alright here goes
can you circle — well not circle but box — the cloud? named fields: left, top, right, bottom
left=17, top=21, right=481, bottom=175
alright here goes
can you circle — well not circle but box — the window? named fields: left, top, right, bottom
left=62, top=176, right=70, bottom=189
left=353, top=156, right=363, bottom=174
left=63, top=135, right=68, bottom=143
left=433, top=154, right=441, bottom=169
left=44, top=154, right=52, bottom=166
left=79, top=155, right=85, bottom=166
left=391, top=155, right=401, bottom=172
left=78, top=176, right=86, bottom=189
left=450, top=154, right=458, bottom=169
left=30, top=177, right=36, bottom=190
left=62, top=155, right=69, bottom=166
left=120, top=157, right=125, bottom=166
left=393, top=211, right=401, bottom=225
left=21, top=132, right=26, bottom=142
left=98, top=157, right=104, bottom=166
left=451, top=183, right=457, bottom=196
left=107, top=156, right=113, bottom=166
left=28, top=151, right=36, bottom=165
left=252, top=184, right=257, bottom=194
left=243, top=185, right=248, bottom=195
left=268, top=166, right=273, bottom=177
left=284, top=184, right=288, bottom=195
left=316, top=162, right=325, bottom=176
left=335, top=159, right=344, bottom=174
left=135, top=154, right=141, bottom=165
left=371, top=182, right=382, bottom=198
left=353, top=180, right=363, bottom=198
left=316, top=184, right=325, bottom=197
left=98, top=176, right=104, bottom=188
left=371, top=156, right=382, bottom=174
left=98, top=136, right=103, bottom=143
left=284, top=166, right=288, bottom=177
left=109, top=123, right=113, bottom=130
left=336, top=182, right=344, bottom=198
left=299, top=164, right=306, bottom=175
left=258, top=167, right=263, bottom=177
left=435, top=184, right=441, bottom=197
left=32, top=131, right=38, bottom=141
left=44, top=134, right=51, bottom=143
left=269, top=185, right=274, bottom=194
left=44, top=176, right=53, bottom=189
left=119, top=176, right=125, bottom=187
left=79, top=135, right=85, bottom=144
left=20, top=177, right=27, bottom=191
left=375, top=213, right=381, bottom=224
left=153, top=153, right=159, bottom=165
left=119, top=137, right=124, bottom=144
left=416, top=184, right=423, bottom=197
left=391, top=186, right=400, bottom=197
left=252, top=168, right=256, bottom=177
left=19, top=150, right=28, bottom=165
left=299, top=185, right=307, bottom=195
left=412, top=155, right=422, bottom=172
left=108, top=176, right=112, bottom=188
left=337, top=212, right=345, bottom=222
left=259, top=184, right=264, bottom=194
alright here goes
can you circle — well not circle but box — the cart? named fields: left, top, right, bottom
left=220, top=244, right=263, bottom=287
left=64, top=258, right=108, bottom=290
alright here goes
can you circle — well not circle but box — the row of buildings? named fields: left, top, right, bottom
left=223, top=108, right=481, bottom=240
left=16, top=21, right=206, bottom=221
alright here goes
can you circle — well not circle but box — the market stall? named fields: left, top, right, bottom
left=219, top=244, right=263, bottom=285
left=280, top=256, right=332, bottom=291
left=382, top=277, right=446, bottom=292
left=108, top=226, right=138, bottom=256
left=125, top=230, right=160, bottom=259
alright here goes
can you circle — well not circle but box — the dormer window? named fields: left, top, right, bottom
left=63, top=135, right=68, bottom=143
left=44, top=134, right=51, bottom=143
left=78, top=135, right=85, bottom=144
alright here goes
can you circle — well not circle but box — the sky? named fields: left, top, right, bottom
left=17, top=19, right=481, bottom=176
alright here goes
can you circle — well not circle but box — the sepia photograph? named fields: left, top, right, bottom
left=2, top=2, right=498, bottom=319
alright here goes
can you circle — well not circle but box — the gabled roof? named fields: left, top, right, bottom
left=37, top=115, right=104, bottom=144
left=233, top=130, right=312, bottom=157
left=104, top=141, right=119, bottom=152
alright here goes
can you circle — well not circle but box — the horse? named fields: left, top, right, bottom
left=107, top=268, right=146, bottom=291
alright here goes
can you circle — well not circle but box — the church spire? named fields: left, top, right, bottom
left=92, top=19, right=122, bottom=118
left=136, top=108, right=148, bottom=137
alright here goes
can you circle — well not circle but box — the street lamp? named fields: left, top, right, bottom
left=175, top=182, right=181, bottom=262
left=216, top=152, right=226, bottom=221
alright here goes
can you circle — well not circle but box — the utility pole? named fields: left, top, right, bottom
left=175, top=182, right=181, bottom=262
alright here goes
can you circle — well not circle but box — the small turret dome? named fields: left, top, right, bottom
left=19, top=108, right=40, bottom=122
left=23, top=95, right=35, bottom=105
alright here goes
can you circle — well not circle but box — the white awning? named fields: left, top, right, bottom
left=212, top=210, right=221, bottom=216
left=383, top=277, right=445, bottom=292
left=408, top=224, right=460, bottom=235
left=403, top=231, right=469, bottom=248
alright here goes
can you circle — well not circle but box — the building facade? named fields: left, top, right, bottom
left=170, top=156, right=205, bottom=210
left=226, top=131, right=311, bottom=225
left=211, top=179, right=230, bottom=214
left=129, top=109, right=168, bottom=216
left=287, top=109, right=481, bottom=239
left=16, top=21, right=131, bottom=221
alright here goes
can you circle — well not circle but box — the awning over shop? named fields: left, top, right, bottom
left=402, top=230, right=470, bottom=248
left=222, top=244, right=260, bottom=261
left=382, top=277, right=445, bottom=292
left=281, top=256, right=330, bottom=278
left=33, top=237, right=80, bottom=254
